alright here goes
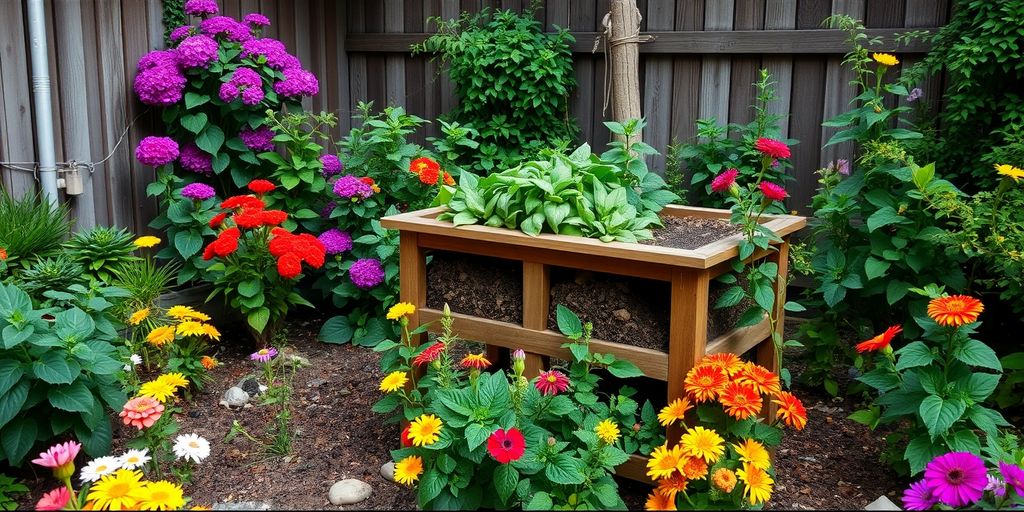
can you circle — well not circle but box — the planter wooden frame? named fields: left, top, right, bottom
left=381, top=204, right=805, bottom=482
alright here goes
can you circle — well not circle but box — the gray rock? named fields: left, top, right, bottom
left=212, top=501, right=272, bottom=510
left=239, top=377, right=260, bottom=396
left=328, top=479, right=372, bottom=506
left=865, top=496, right=900, bottom=511
left=380, top=461, right=395, bottom=482
left=281, top=347, right=311, bottom=367
left=222, top=387, right=250, bottom=407
left=308, top=378, right=328, bottom=388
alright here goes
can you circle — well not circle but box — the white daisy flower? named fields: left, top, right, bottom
left=118, top=448, right=151, bottom=470
left=79, top=456, right=122, bottom=483
left=130, top=354, right=143, bottom=366
left=123, top=364, right=132, bottom=372
left=172, top=433, right=210, bottom=463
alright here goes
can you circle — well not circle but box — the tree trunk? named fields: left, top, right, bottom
left=607, top=0, right=642, bottom=145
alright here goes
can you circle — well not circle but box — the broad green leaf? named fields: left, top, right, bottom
left=318, top=315, right=353, bottom=344
left=895, top=342, right=935, bottom=370
left=544, top=454, right=585, bottom=485
left=952, top=340, right=1001, bottom=371
left=607, top=359, right=644, bottom=378
left=494, top=464, right=519, bottom=503
left=32, top=351, right=78, bottom=385
left=1, top=416, right=37, bottom=465
left=918, top=395, right=966, bottom=440
left=465, top=423, right=491, bottom=451
left=905, top=434, right=944, bottom=475
left=555, top=304, right=583, bottom=338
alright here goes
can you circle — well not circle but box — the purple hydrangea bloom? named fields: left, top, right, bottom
left=169, top=25, right=194, bottom=42
left=273, top=67, right=319, bottom=98
left=332, top=175, right=373, bottom=199
left=176, top=34, right=219, bottom=69
left=320, top=201, right=337, bottom=218
left=318, top=229, right=353, bottom=255
left=232, top=67, right=262, bottom=88
left=239, top=126, right=275, bottom=152
left=200, top=16, right=251, bottom=42
left=244, top=13, right=271, bottom=27
left=135, top=136, right=179, bottom=167
left=349, top=258, right=384, bottom=289
left=134, top=64, right=186, bottom=106
left=183, top=0, right=218, bottom=17
left=180, top=182, right=216, bottom=200
left=241, top=85, right=264, bottom=105
left=179, top=143, right=213, bottom=175
left=219, top=82, right=239, bottom=103
left=320, top=155, right=342, bottom=177
left=240, top=38, right=300, bottom=70
left=219, top=67, right=264, bottom=104
left=137, top=50, right=178, bottom=71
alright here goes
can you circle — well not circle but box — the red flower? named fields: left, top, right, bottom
left=401, top=425, right=413, bottom=448
left=234, top=207, right=267, bottom=229
left=410, top=157, right=439, bottom=175
left=418, top=167, right=440, bottom=185
left=413, top=342, right=446, bottom=367
left=296, top=234, right=326, bottom=268
left=221, top=195, right=264, bottom=210
left=711, top=168, right=739, bottom=193
left=487, top=428, right=526, bottom=464
left=759, top=181, right=788, bottom=201
left=259, top=210, right=287, bottom=226
left=856, top=325, right=902, bottom=353
left=247, top=179, right=276, bottom=195
left=276, top=252, right=303, bottom=279
left=209, top=211, right=228, bottom=229
left=535, top=370, right=570, bottom=396
left=211, top=227, right=241, bottom=257
left=268, top=232, right=297, bottom=257
left=443, top=172, right=455, bottom=186
left=359, top=177, right=375, bottom=186
left=202, top=243, right=217, bottom=260
left=754, top=137, right=791, bottom=159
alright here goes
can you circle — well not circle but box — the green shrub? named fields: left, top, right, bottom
left=16, top=255, right=85, bottom=301
left=62, top=226, right=140, bottom=284
left=0, top=191, right=70, bottom=268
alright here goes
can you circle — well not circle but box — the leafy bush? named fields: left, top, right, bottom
left=373, top=303, right=661, bottom=509
left=16, top=255, right=85, bottom=301
left=413, top=6, right=578, bottom=173
left=439, top=120, right=677, bottom=243
left=667, top=69, right=794, bottom=211
left=850, top=286, right=1008, bottom=476
left=0, top=474, right=27, bottom=511
left=0, top=191, right=70, bottom=268
left=0, top=282, right=128, bottom=465
left=110, top=255, right=180, bottom=322
left=62, top=226, right=140, bottom=284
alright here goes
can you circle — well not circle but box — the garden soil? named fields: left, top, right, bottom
left=13, top=316, right=906, bottom=510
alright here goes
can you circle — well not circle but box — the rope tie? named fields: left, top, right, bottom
left=592, top=8, right=654, bottom=116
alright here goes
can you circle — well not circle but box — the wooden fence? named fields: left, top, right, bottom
left=0, top=0, right=950, bottom=233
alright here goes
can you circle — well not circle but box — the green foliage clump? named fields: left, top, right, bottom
left=63, top=226, right=140, bottom=284
left=0, top=474, right=27, bottom=511
left=0, top=191, right=70, bottom=268
left=414, top=6, right=578, bottom=174
left=17, top=255, right=85, bottom=301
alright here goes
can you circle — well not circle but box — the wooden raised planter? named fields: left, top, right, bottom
left=381, top=204, right=806, bottom=482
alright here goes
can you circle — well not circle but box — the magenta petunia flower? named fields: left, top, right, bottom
left=999, top=461, right=1024, bottom=497
left=135, top=136, right=180, bottom=167
left=240, top=126, right=276, bottom=152
left=333, top=175, right=373, bottom=199
left=759, top=181, right=788, bottom=202
left=349, top=258, right=384, bottom=289
left=317, top=229, right=352, bottom=255
left=710, top=168, right=739, bottom=193
left=179, top=142, right=213, bottom=175
left=180, top=182, right=216, bottom=201
left=244, top=13, right=271, bottom=27
left=535, top=370, right=570, bottom=396
left=273, top=67, right=319, bottom=98
left=902, top=480, right=939, bottom=511
left=250, top=347, right=278, bottom=362
left=924, top=452, right=987, bottom=507
left=754, top=137, right=791, bottom=159
left=183, top=0, right=218, bottom=17
left=176, top=34, right=219, bottom=69
left=320, top=154, right=342, bottom=177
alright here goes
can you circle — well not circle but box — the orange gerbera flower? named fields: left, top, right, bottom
left=683, top=364, right=728, bottom=403
left=681, top=455, right=708, bottom=480
left=927, top=295, right=984, bottom=327
left=644, top=491, right=676, bottom=511
left=719, top=382, right=763, bottom=420
left=703, top=352, right=745, bottom=376
left=856, top=325, right=902, bottom=353
left=657, top=397, right=692, bottom=427
left=655, top=472, right=688, bottom=501
left=772, top=391, right=807, bottom=430
left=735, top=362, right=781, bottom=396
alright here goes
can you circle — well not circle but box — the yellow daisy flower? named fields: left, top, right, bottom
left=394, top=455, right=423, bottom=486
left=657, top=397, right=692, bottom=427
left=128, top=308, right=150, bottom=326
left=166, top=305, right=199, bottom=320
left=995, top=163, right=1024, bottom=182
left=386, top=302, right=416, bottom=321
left=379, top=371, right=408, bottom=393
left=872, top=52, right=899, bottom=66
left=134, top=236, right=161, bottom=249
left=138, top=380, right=177, bottom=403
left=732, top=438, right=771, bottom=470
left=146, top=325, right=176, bottom=347
left=594, top=418, right=620, bottom=445
left=86, top=469, right=147, bottom=510
left=680, top=426, right=725, bottom=464
left=201, top=323, right=221, bottom=340
left=646, top=443, right=685, bottom=480
left=176, top=321, right=206, bottom=338
left=736, top=462, right=774, bottom=505
left=407, top=414, right=443, bottom=446
left=156, top=372, right=189, bottom=390
left=137, top=480, right=186, bottom=511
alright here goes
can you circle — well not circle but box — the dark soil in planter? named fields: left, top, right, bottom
left=426, top=251, right=523, bottom=325
left=642, top=215, right=740, bottom=250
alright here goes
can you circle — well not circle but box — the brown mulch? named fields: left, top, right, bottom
left=427, top=251, right=523, bottom=324
left=642, top=214, right=740, bottom=250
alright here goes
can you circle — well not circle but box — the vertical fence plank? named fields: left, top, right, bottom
left=642, top=0, right=675, bottom=172
left=421, top=0, right=443, bottom=138
left=95, top=0, right=135, bottom=228
left=728, top=0, right=765, bottom=128
left=903, top=0, right=946, bottom=116
left=763, top=0, right=796, bottom=139
left=820, top=0, right=865, bottom=169
left=347, top=0, right=367, bottom=114
left=787, top=0, right=831, bottom=212
left=384, top=0, right=406, bottom=109
left=404, top=0, right=427, bottom=143
left=669, top=0, right=704, bottom=163
left=569, top=0, right=596, bottom=145
left=330, top=0, right=351, bottom=135
left=591, top=0, right=611, bottom=151
left=698, top=1, right=733, bottom=135
left=0, top=0, right=37, bottom=197
left=440, top=0, right=460, bottom=114
left=80, top=0, right=112, bottom=226
left=120, top=0, right=156, bottom=234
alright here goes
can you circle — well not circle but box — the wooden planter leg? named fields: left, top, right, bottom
left=521, top=261, right=551, bottom=376
left=400, top=232, right=427, bottom=365
left=757, top=239, right=790, bottom=420
left=667, top=268, right=710, bottom=443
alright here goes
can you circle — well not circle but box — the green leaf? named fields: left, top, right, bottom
left=945, top=429, right=980, bottom=454
left=318, top=316, right=353, bottom=345
left=857, top=368, right=900, bottom=392
left=966, top=405, right=1009, bottom=437
left=607, top=359, right=644, bottom=378
left=195, top=124, right=225, bottom=155
left=451, top=211, right=479, bottom=227
left=952, top=340, right=1002, bottom=371
left=180, top=112, right=208, bottom=134
left=545, top=454, right=585, bottom=485
left=864, top=257, right=891, bottom=281
left=525, top=492, right=553, bottom=511
left=0, top=359, right=24, bottom=397
left=32, top=351, right=78, bottom=385
left=848, top=409, right=879, bottom=428
left=466, top=423, right=490, bottom=451
left=76, top=417, right=112, bottom=458
left=493, top=464, right=519, bottom=503
left=48, top=381, right=96, bottom=413
left=417, top=470, right=444, bottom=505
left=866, top=206, right=905, bottom=232
left=905, top=434, right=944, bottom=475
left=918, top=395, right=966, bottom=440
left=0, top=381, right=29, bottom=430
left=555, top=304, right=583, bottom=338
left=714, top=286, right=745, bottom=309
left=895, top=342, right=935, bottom=370
left=247, top=307, right=270, bottom=333
left=174, top=230, right=203, bottom=259
left=1, top=416, right=37, bottom=465
left=964, top=373, right=1000, bottom=402
left=184, top=92, right=210, bottom=109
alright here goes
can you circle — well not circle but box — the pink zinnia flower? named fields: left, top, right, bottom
left=250, top=347, right=278, bottom=362
left=535, top=370, right=570, bottom=396
left=999, top=461, right=1024, bottom=497
left=754, top=137, right=790, bottom=159
left=120, top=396, right=165, bottom=429
left=902, top=480, right=939, bottom=511
left=759, top=181, right=788, bottom=202
left=710, top=168, right=739, bottom=193
left=924, top=452, right=987, bottom=507
left=31, top=440, right=81, bottom=479
left=35, top=487, right=70, bottom=511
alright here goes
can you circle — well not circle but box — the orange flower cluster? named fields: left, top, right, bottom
left=268, top=228, right=326, bottom=279
left=409, top=157, right=455, bottom=186
left=680, top=353, right=804, bottom=428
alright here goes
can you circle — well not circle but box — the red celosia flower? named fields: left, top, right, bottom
left=202, top=243, right=217, bottom=260
left=927, top=295, right=984, bottom=327
left=247, top=179, right=275, bottom=195
left=487, top=428, right=526, bottom=464
left=535, top=370, right=570, bottom=396
left=359, top=177, right=375, bottom=186
left=759, top=181, right=788, bottom=201
left=209, top=211, right=228, bottom=228
left=277, top=252, right=303, bottom=279
left=234, top=207, right=266, bottom=229
left=856, top=325, right=902, bottom=353
left=442, top=172, right=455, bottom=186
left=221, top=195, right=265, bottom=210
left=754, top=137, right=791, bottom=159
left=259, top=210, right=287, bottom=226
left=401, top=425, right=413, bottom=448
left=208, top=227, right=241, bottom=257
left=296, top=233, right=326, bottom=267
left=413, top=342, right=446, bottom=366
left=711, top=168, right=739, bottom=193
left=718, top=382, right=763, bottom=420
left=772, top=391, right=807, bottom=430
left=410, top=157, right=439, bottom=175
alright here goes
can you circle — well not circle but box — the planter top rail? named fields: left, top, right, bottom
left=381, top=205, right=806, bottom=270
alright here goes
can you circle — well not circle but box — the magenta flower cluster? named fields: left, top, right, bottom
left=349, top=258, right=385, bottom=289
left=183, top=0, right=218, bottom=17
left=200, top=16, right=252, bottom=43
left=176, top=34, right=219, bottom=69
left=332, top=175, right=373, bottom=200
left=320, top=155, right=342, bottom=177
left=180, top=182, right=216, bottom=201
left=902, top=452, right=1024, bottom=510
left=179, top=143, right=213, bottom=175
left=273, top=67, right=319, bottom=98
left=243, top=13, right=271, bottom=28
left=169, top=25, right=194, bottom=42
left=135, top=136, right=179, bottom=167
left=318, top=229, right=353, bottom=255
left=239, top=126, right=276, bottom=152
left=220, top=67, right=264, bottom=105
left=240, top=38, right=300, bottom=70
left=134, top=50, right=186, bottom=107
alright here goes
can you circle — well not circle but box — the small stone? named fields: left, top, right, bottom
left=212, top=501, right=271, bottom=510
left=328, top=479, right=372, bottom=505
left=308, top=378, right=328, bottom=388
left=338, top=388, right=352, bottom=396
left=865, top=496, right=901, bottom=511
left=239, top=377, right=260, bottom=396
left=281, top=347, right=310, bottom=366
left=222, top=387, right=250, bottom=407
left=380, top=461, right=395, bottom=482
left=612, top=308, right=631, bottom=322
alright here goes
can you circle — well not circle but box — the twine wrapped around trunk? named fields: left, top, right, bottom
left=593, top=0, right=653, bottom=144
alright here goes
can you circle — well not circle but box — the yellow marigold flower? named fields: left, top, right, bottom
left=166, top=305, right=200, bottom=320
left=407, top=414, right=443, bottom=446
left=394, top=455, right=423, bottom=486
left=459, top=353, right=491, bottom=369
left=872, top=52, right=899, bottom=66
left=138, top=380, right=177, bottom=403
left=200, top=356, right=218, bottom=370
left=995, top=163, right=1024, bottom=182
left=379, top=371, right=408, bottom=393
left=86, top=469, right=146, bottom=510
left=176, top=321, right=206, bottom=338
left=386, top=302, right=416, bottom=321
left=134, top=236, right=161, bottom=249
left=733, top=438, right=771, bottom=470
left=737, top=462, right=774, bottom=505
left=681, top=456, right=708, bottom=480
left=712, top=468, right=737, bottom=493
left=146, top=325, right=176, bottom=347
left=128, top=308, right=150, bottom=326
left=201, top=323, right=221, bottom=341
left=594, top=418, right=620, bottom=445
left=680, top=426, right=725, bottom=464
left=137, top=480, right=186, bottom=510
left=646, top=444, right=685, bottom=480
left=657, top=397, right=692, bottom=427
left=156, top=372, right=189, bottom=390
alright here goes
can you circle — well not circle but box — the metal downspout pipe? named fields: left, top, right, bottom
left=26, top=0, right=60, bottom=208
